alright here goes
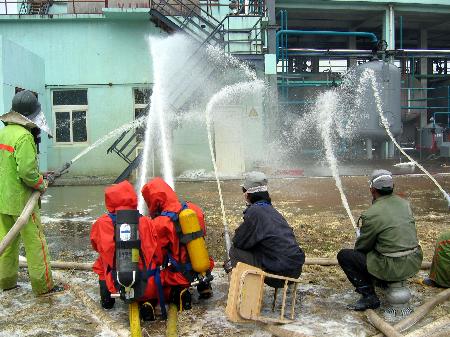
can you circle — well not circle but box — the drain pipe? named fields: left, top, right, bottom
left=276, top=30, right=378, bottom=61
left=0, top=162, right=71, bottom=257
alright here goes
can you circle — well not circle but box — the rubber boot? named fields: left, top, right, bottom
left=170, top=286, right=192, bottom=311
left=197, top=281, right=213, bottom=299
left=347, top=286, right=380, bottom=311
left=140, top=301, right=156, bottom=321
left=99, top=280, right=115, bottom=309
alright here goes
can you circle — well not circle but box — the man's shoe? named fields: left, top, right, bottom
left=416, top=277, right=441, bottom=288
left=40, top=284, right=67, bottom=296
left=99, top=280, right=115, bottom=309
left=347, top=293, right=381, bottom=311
left=140, top=301, right=156, bottom=321
left=197, top=282, right=213, bottom=299
left=170, top=287, right=192, bottom=311
left=2, top=285, right=19, bottom=292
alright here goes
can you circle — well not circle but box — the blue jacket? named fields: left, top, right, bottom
left=233, top=201, right=305, bottom=274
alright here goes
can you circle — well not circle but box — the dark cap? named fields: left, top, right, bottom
left=11, top=90, right=41, bottom=119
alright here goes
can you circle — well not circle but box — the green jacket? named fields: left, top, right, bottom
left=0, top=123, right=45, bottom=216
left=356, top=194, right=423, bottom=282
left=429, top=230, right=450, bottom=287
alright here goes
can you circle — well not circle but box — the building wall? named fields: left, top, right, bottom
left=0, top=36, right=48, bottom=170
left=0, top=16, right=165, bottom=176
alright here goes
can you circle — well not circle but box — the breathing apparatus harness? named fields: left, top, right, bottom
left=107, top=210, right=168, bottom=319
left=160, top=201, right=213, bottom=286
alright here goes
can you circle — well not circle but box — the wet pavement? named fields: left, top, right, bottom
left=0, top=168, right=449, bottom=336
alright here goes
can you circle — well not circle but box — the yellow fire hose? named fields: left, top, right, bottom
left=129, top=302, right=142, bottom=337
left=166, top=304, right=178, bottom=337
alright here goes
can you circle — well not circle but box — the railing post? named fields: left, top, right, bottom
left=447, top=85, right=450, bottom=121
left=105, top=0, right=108, bottom=8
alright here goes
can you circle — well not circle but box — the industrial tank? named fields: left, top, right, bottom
left=353, top=60, right=402, bottom=140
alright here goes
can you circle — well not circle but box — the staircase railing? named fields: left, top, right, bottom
left=151, top=0, right=224, bottom=45
left=19, top=0, right=52, bottom=15
left=110, top=1, right=267, bottom=180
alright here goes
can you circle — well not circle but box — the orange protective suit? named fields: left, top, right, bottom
left=90, top=180, right=164, bottom=302
left=141, top=177, right=214, bottom=288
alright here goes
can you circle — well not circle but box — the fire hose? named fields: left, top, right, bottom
left=0, top=162, right=71, bottom=257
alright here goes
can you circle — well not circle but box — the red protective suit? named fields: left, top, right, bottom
left=90, top=180, right=163, bottom=302
left=141, top=177, right=214, bottom=288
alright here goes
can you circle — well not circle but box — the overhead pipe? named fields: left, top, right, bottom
left=280, top=47, right=450, bottom=59
left=276, top=30, right=378, bottom=61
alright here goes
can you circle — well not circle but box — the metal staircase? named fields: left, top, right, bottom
left=150, top=0, right=225, bottom=47
left=109, top=0, right=266, bottom=182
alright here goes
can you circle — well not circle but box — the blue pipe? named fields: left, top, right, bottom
left=276, top=30, right=378, bottom=61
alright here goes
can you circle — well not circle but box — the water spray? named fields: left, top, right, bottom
left=365, top=68, right=450, bottom=210
left=315, top=90, right=359, bottom=236
left=71, top=116, right=145, bottom=164
left=205, top=80, right=265, bottom=258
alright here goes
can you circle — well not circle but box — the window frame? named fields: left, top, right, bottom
left=133, top=87, right=152, bottom=118
left=52, top=98, right=88, bottom=145
left=133, top=87, right=152, bottom=143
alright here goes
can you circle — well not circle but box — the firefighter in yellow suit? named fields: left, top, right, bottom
left=0, top=90, right=59, bottom=295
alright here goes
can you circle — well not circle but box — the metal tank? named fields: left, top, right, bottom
left=353, top=60, right=402, bottom=140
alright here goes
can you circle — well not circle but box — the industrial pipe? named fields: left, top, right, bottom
left=0, top=191, right=40, bottom=257
left=276, top=30, right=378, bottom=60
left=372, top=288, right=450, bottom=337
left=366, top=309, right=403, bottom=337
left=264, top=324, right=311, bottom=337
left=17, top=257, right=432, bottom=271
left=393, top=49, right=450, bottom=58
left=18, top=256, right=92, bottom=271
left=303, top=257, right=431, bottom=270
left=404, top=315, right=450, bottom=337
left=166, top=304, right=178, bottom=337
left=0, top=162, right=71, bottom=257
left=69, top=283, right=130, bottom=337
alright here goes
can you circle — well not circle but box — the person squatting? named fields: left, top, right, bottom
left=91, top=178, right=214, bottom=320
left=91, top=170, right=437, bottom=319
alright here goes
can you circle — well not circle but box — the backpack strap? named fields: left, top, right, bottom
left=146, top=264, right=167, bottom=319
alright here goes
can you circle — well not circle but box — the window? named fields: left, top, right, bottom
left=134, top=88, right=152, bottom=141
left=52, top=90, right=88, bottom=143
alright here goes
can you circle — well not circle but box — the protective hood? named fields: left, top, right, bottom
left=105, top=180, right=138, bottom=213
left=141, top=177, right=182, bottom=216
left=0, top=110, right=53, bottom=137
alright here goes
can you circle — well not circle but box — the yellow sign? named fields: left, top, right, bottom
left=248, top=107, right=258, bottom=117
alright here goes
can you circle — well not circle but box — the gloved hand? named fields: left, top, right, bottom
left=223, top=259, right=233, bottom=274
left=169, top=286, right=191, bottom=311
left=43, top=171, right=56, bottom=186
left=38, top=179, right=48, bottom=194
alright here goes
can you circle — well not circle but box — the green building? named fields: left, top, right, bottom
left=1, top=1, right=449, bottom=179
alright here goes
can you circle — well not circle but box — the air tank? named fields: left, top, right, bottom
left=353, top=60, right=402, bottom=140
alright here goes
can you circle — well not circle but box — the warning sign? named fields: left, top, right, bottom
left=248, top=107, right=258, bottom=117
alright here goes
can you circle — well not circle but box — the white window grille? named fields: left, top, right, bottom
left=52, top=90, right=88, bottom=144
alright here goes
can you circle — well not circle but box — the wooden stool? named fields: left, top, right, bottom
left=226, top=262, right=301, bottom=324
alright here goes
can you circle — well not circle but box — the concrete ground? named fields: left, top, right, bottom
left=0, top=168, right=449, bottom=336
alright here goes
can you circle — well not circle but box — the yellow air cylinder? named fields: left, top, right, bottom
left=178, top=208, right=210, bottom=274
